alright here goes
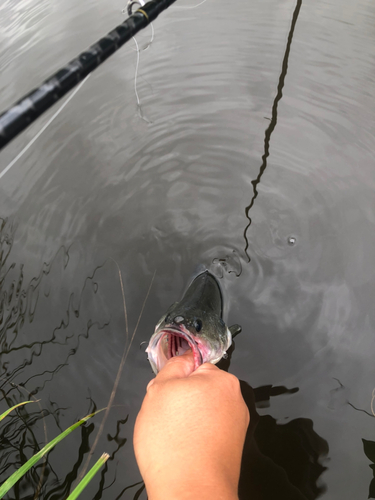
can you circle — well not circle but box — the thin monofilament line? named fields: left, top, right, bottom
left=130, top=0, right=208, bottom=117
left=0, top=74, right=90, bottom=181
left=126, top=270, right=156, bottom=359
left=133, top=37, right=142, bottom=107
left=174, top=0, right=208, bottom=9
left=111, top=258, right=129, bottom=341
left=131, top=0, right=208, bottom=119
left=0, top=0, right=203, bottom=173
left=76, top=268, right=156, bottom=484
left=131, top=22, right=154, bottom=123
left=131, top=0, right=207, bottom=116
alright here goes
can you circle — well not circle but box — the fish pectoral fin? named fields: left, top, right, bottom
left=229, top=324, right=242, bottom=338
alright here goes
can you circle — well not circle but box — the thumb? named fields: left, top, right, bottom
left=148, top=350, right=195, bottom=388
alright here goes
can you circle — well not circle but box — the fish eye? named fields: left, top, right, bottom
left=194, top=319, right=202, bottom=332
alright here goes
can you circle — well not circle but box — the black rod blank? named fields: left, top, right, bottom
left=0, top=0, right=177, bottom=151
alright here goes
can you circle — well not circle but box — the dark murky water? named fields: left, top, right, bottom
left=1, top=0, right=375, bottom=498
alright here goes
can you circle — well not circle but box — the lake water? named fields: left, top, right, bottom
left=1, top=0, right=375, bottom=498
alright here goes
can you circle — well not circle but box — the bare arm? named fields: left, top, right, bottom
left=133, top=352, right=249, bottom=500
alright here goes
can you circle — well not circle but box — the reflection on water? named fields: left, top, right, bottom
left=212, top=249, right=242, bottom=277
left=220, top=342, right=327, bottom=499
left=243, top=0, right=302, bottom=261
left=0, top=219, right=138, bottom=498
left=0, top=400, right=132, bottom=499
left=1, top=0, right=375, bottom=498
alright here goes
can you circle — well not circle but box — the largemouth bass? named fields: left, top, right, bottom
left=146, top=271, right=241, bottom=374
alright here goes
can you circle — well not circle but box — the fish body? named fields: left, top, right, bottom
left=146, top=271, right=241, bottom=374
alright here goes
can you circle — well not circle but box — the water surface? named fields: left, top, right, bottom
left=1, top=0, right=375, bottom=498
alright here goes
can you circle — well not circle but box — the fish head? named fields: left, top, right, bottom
left=146, top=271, right=233, bottom=374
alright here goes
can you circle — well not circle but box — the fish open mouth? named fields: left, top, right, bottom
left=147, top=325, right=203, bottom=374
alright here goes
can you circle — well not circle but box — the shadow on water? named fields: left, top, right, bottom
left=362, top=438, right=375, bottom=499
left=218, top=342, right=328, bottom=500
left=239, top=381, right=329, bottom=500
left=348, top=393, right=375, bottom=499
left=243, top=0, right=302, bottom=261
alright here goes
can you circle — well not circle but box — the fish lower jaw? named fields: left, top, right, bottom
left=146, top=325, right=230, bottom=374
left=146, top=327, right=203, bottom=373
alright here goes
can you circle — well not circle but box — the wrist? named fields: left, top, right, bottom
left=143, top=458, right=239, bottom=500
left=145, top=476, right=239, bottom=500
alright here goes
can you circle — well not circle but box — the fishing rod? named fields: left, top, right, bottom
left=0, top=0, right=177, bottom=152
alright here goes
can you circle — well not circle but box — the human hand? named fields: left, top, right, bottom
left=133, top=351, right=249, bottom=500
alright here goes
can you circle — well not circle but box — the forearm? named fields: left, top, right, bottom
left=140, top=433, right=243, bottom=500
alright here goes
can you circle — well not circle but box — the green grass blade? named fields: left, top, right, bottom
left=66, top=453, right=109, bottom=500
left=0, top=401, right=34, bottom=422
left=0, top=410, right=101, bottom=499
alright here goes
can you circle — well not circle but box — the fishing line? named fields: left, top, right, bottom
left=124, top=0, right=208, bottom=121
left=174, top=0, right=208, bottom=9
left=0, top=74, right=90, bottom=181
left=124, top=0, right=155, bottom=123
left=76, top=265, right=156, bottom=484
left=0, top=0, right=206, bottom=165
left=0, top=0, right=154, bottom=177
left=131, top=35, right=153, bottom=123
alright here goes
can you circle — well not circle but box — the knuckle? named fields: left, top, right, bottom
left=226, top=372, right=240, bottom=388
left=146, top=378, right=157, bottom=392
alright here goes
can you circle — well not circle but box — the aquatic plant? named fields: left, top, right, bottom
left=0, top=404, right=107, bottom=499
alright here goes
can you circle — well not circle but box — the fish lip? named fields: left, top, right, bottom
left=162, top=325, right=204, bottom=366
left=149, top=325, right=203, bottom=372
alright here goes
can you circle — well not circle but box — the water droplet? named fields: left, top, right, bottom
left=287, top=236, right=297, bottom=246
